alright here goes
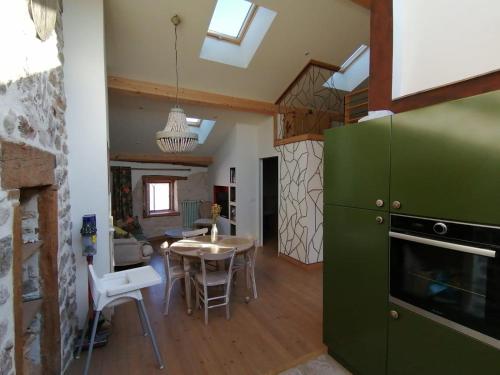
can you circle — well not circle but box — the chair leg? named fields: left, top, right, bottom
left=83, top=310, right=101, bottom=375
left=138, top=299, right=165, bottom=369
left=136, top=300, right=149, bottom=336
left=163, top=281, right=172, bottom=316
left=225, top=287, right=231, bottom=320
left=195, top=282, right=200, bottom=310
left=251, top=266, right=258, bottom=299
left=245, top=264, right=251, bottom=289
left=75, top=312, right=90, bottom=359
left=204, top=290, right=209, bottom=325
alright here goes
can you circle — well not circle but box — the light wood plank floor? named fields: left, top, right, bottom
left=68, top=242, right=324, bottom=375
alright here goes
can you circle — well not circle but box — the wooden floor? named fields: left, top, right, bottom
left=68, top=241, right=324, bottom=375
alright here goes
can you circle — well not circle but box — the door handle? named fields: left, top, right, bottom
left=376, top=216, right=384, bottom=224
left=389, top=310, right=399, bottom=320
left=375, top=199, right=384, bottom=207
left=389, top=231, right=496, bottom=258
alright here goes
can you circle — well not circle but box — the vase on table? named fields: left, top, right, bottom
left=211, top=223, right=218, bottom=243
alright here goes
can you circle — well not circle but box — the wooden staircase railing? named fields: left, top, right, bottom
left=344, top=87, right=369, bottom=124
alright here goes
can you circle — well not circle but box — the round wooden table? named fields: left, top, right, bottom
left=169, top=235, right=254, bottom=314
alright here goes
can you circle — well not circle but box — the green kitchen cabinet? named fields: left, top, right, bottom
left=324, top=116, right=391, bottom=211
left=324, top=205, right=389, bottom=375
left=390, top=90, right=500, bottom=225
left=387, top=302, right=500, bottom=375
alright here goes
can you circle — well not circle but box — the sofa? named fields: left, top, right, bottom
left=113, top=237, right=154, bottom=267
left=113, top=218, right=154, bottom=267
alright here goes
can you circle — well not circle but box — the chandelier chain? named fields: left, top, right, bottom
left=174, top=22, right=179, bottom=107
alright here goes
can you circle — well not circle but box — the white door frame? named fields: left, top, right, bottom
left=257, top=158, right=264, bottom=247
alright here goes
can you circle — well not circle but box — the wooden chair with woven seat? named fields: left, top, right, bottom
left=194, top=249, right=236, bottom=325
left=232, top=239, right=258, bottom=300
left=193, top=201, right=213, bottom=229
left=161, top=241, right=195, bottom=315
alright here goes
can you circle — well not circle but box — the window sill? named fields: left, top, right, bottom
left=143, top=211, right=180, bottom=218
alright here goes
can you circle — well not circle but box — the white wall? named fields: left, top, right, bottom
left=392, top=0, right=500, bottom=99
left=208, top=116, right=275, bottom=241
left=63, top=0, right=110, bottom=327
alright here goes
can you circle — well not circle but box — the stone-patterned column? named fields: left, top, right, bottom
left=0, top=3, right=77, bottom=373
left=277, top=141, right=323, bottom=264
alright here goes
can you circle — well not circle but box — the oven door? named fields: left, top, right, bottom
left=390, top=231, right=500, bottom=342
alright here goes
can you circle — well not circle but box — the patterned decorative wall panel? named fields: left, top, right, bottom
left=277, top=141, right=323, bottom=264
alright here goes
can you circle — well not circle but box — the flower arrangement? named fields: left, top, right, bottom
left=211, top=203, right=222, bottom=224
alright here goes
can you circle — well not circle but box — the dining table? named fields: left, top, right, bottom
left=169, top=234, right=255, bottom=315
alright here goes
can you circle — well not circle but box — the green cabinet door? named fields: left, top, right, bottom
left=387, top=302, right=500, bottom=375
left=324, top=117, right=391, bottom=211
left=390, top=90, right=500, bottom=225
left=324, top=205, right=389, bottom=375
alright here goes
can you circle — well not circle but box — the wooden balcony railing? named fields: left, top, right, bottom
left=274, top=60, right=343, bottom=146
left=344, top=87, right=369, bottom=124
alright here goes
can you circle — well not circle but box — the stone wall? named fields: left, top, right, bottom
left=277, top=141, right=324, bottom=264
left=0, top=2, right=76, bottom=373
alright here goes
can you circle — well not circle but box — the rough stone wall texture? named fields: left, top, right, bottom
left=277, top=141, right=324, bottom=264
left=132, top=171, right=210, bottom=238
left=0, top=2, right=77, bottom=373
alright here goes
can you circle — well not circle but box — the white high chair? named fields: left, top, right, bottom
left=76, top=265, right=165, bottom=375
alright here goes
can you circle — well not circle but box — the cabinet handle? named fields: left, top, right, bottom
left=375, top=199, right=384, bottom=207
left=389, top=310, right=399, bottom=320
left=376, top=216, right=384, bottom=224
left=392, top=200, right=401, bottom=209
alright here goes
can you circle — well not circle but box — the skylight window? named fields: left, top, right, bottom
left=186, top=117, right=202, bottom=127
left=207, top=0, right=257, bottom=44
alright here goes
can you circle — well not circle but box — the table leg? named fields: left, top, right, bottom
left=183, top=257, right=193, bottom=315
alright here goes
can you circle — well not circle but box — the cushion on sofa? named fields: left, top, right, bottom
left=114, top=226, right=129, bottom=238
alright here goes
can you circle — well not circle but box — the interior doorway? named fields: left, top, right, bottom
left=260, top=156, right=279, bottom=248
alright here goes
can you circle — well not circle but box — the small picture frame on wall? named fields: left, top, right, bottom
left=230, top=167, right=236, bottom=184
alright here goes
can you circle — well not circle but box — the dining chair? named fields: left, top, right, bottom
left=182, top=227, right=208, bottom=238
left=194, top=249, right=236, bottom=325
left=232, top=240, right=258, bottom=299
left=76, top=265, right=164, bottom=375
left=161, top=241, right=195, bottom=315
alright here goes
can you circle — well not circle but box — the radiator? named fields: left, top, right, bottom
left=181, top=200, right=200, bottom=228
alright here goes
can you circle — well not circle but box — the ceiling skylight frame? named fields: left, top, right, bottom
left=207, top=3, right=258, bottom=45
left=186, top=117, right=202, bottom=127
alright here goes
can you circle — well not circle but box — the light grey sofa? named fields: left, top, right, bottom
left=113, top=237, right=154, bottom=267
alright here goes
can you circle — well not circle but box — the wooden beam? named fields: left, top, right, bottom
left=38, top=187, right=61, bottom=375
left=370, top=0, right=500, bottom=113
left=369, top=0, right=393, bottom=111
left=110, top=153, right=213, bottom=167
left=13, top=204, right=23, bottom=375
left=107, top=76, right=277, bottom=115
left=0, top=142, right=55, bottom=189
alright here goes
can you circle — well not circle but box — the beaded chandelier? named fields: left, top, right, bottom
left=156, top=15, right=198, bottom=153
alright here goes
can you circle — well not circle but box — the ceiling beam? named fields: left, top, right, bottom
left=108, top=75, right=277, bottom=115
left=109, top=153, right=213, bottom=167
left=350, top=0, right=370, bottom=9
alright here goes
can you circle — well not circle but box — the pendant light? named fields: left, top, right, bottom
left=156, top=15, right=198, bottom=153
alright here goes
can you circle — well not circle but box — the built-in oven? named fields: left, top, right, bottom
left=389, top=214, right=500, bottom=347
